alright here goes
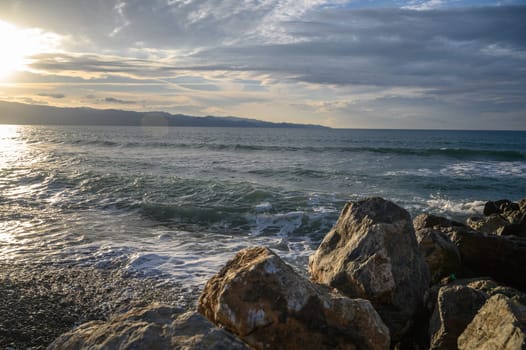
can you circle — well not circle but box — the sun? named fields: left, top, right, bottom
left=0, top=20, right=60, bottom=80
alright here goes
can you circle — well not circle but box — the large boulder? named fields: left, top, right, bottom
left=428, top=284, right=487, bottom=350
left=309, top=197, right=430, bottom=341
left=48, top=304, right=250, bottom=350
left=198, top=246, right=390, bottom=350
left=458, top=294, right=526, bottom=349
left=414, top=212, right=526, bottom=291
left=426, top=278, right=526, bottom=350
left=416, top=228, right=461, bottom=284
left=444, top=227, right=526, bottom=291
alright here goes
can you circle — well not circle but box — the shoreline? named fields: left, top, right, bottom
left=0, top=263, right=197, bottom=349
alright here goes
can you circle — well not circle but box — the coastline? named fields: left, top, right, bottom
left=0, top=263, right=197, bottom=349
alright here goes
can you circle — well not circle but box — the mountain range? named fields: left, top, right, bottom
left=0, top=101, right=327, bottom=129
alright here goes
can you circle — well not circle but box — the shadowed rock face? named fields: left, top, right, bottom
left=444, top=227, right=526, bottom=291
left=415, top=212, right=526, bottom=292
left=309, top=197, right=429, bottom=342
left=426, top=278, right=526, bottom=350
left=428, top=285, right=487, bottom=350
left=198, top=246, right=390, bottom=350
left=48, top=304, right=250, bottom=350
left=416, top=228, right=461, bottom=284
left=474, top=199, right=526, bottom=237
left=458, top=294, right=526, bottom=350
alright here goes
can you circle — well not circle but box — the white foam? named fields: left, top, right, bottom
left=255, top=202, right=272, bottom=213
left=441, top=161, right=526, bottom=178
left=385, top=169, right=435, bottom=177
left=425, top=196, right=485, bottom=216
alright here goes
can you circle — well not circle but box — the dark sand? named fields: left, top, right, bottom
left=0, top=263, right=197, bottom=349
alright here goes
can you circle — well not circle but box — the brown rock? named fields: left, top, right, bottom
left=458, top=294, right=526, bottom=349
left=444, top=226, right=526, bottom=291
left=416, top=228, right=461, bottom=284
left=466, top=214, right=509, bottom=234
left=413, top=213, right=465, bottom=232
left=199, top=246, right=390, bottom=350
left=428, top=284, right=487, bottom=350
left=309, top=197, right=429, bottom=342
left=48, top=304, right=250, bottom=350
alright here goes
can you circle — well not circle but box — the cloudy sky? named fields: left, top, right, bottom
left=0, top=0, right=525, bottom=129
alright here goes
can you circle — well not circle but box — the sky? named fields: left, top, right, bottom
left=0, top=0, right=525, bottom=129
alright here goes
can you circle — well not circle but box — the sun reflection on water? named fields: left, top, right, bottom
left=0, top=125, right=26, bottom=169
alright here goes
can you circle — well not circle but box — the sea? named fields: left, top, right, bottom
left=1, top=125, right=525, bottom=292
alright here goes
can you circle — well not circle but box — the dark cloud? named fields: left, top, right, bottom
left=3, top=1, right=526, bottom=128
left=104, top=97, right=134, bottom=104
left=37, top=92, right=65, bottom=99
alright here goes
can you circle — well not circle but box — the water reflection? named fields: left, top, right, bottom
left=0, top=124, right=25, bottom=169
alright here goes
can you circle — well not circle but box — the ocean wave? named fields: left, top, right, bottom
left=425, top=197, right=486, bottom=216
left=441, top=161, right=526, bottom=178
left=57, top=138, right=526, bottom=161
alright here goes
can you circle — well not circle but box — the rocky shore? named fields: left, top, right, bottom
left=2, top=197, right=526, bottom=349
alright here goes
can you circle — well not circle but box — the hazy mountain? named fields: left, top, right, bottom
left=0, top=101, right=328, bottom=129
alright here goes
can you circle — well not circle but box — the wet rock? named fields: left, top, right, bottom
left=458, top=294, right=526, bottom=350
left=428, top=284, right=487, bottom=350
left=309, top=197, right=429, bottom=341
left=199, top=246, right=390, bottom=350
left=416, top=228, right=461, bottom=284
left=48, top=304, right=250, bottom=350
left=466, top=214, right=509, bottom=234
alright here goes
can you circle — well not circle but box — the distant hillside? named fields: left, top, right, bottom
left=0, top=101, right=328, bottom=129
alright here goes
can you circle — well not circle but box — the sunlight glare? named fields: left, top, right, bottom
left=0, top=125, right=24, bottom=168
left=0, top=20, right=61, bottom=79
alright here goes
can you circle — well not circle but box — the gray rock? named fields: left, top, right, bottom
left=309, top=197, right=430, bottom=341
left=199, top=246, right=390, bottom=350
left=428, top=284, right=487, bottom=350
left=48, top=304, right=250, bottom=350
left=458, top=294, right=526, bottom=350
left=416, top=228, right=461, bottom=284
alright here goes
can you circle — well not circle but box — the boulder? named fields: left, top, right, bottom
left=483, top=199, right=520, bottom=216
left=458, top=294, right=526, bottom=349
left=416, top=228, right=461, bottom=284
left=198, top=246, right=390, bottom=350
left=425, top=278, right=526, bottom=350
left=478, top=199, right=526, bottom=236
left=444, top=227, right=526, bottom=291
left=466, top=214, right=509, bottom=234
left=413, top=213, right=465, bottom=232
left=309, top=197, right=429, bottom=341
left=428, top=284, right=487, bottom=350
left=48, top=304, right=250, bottom=350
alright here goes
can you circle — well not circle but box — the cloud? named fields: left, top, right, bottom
left=2, top=1, right=526, bottom=128
left=104, top=97, right=134, bottom=104
left=37, top=92, right=65, bottom=99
